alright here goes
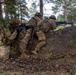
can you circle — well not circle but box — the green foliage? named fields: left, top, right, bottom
left=0, top=17, right=9, bottom=27
left=54, top=25, right=64, bottom=31
left=70, top=65, right=76, bottom=75
left=28, top=2, right=37, bottom=18
left=52, top=0, right=76, bottom=21
left=0, top=73, right=6, bottom=75
left=37, top=72, right=43, bottom=75
left=57, top=14, right=64, bottom=21
left=64, top=65, right=76, bottom=75
left=4, top=0, right=29, bottom=20
left=0, top=0, right=38, bottom=25
left=67, top=40, right=74, bottom=47
left=16, top=0, right=29, bottom=18
left=64, top=72, right=70, bottom=75
left=67, top=7, right=76, bottom=22
left=4, top=0, right=17, bottom=17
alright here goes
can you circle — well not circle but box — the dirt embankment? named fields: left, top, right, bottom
left=0, top=26, right=76, bottom=75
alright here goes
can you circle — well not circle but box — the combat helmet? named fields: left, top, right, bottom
left=35, top=12, right=42, bottom=16
left=10, top=18, right=20, bottom=25
left=49, top=15, right=56, bottom=20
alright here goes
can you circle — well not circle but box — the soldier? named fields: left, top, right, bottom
left=31, top=15, right=57, bottom=55
left=2, top=18, right=20, bottom=57
left=31, top=13, right=46, bottom=55
left=49, top=15, right=56, bottom=30
left=43, top=16, right=48, bottom=23
left=48, top=15, right=57, bottom=35
left=18, top=12, right=46, bottom=58
left=8, top=18, right=28, bottom=58
left=0, top=26, right=10, bottom=60
left=4, top=18, right=29, bottom=59
left=4, top=18, right=20, bottom=41
left=38, top=15, right=56, bottom=33
left=14, top=12, right=37, bottom=58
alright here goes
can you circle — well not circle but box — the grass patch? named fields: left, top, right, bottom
left=64, top=65, right=76, bottom=75
left=0, top=73, right=6, bottom=75
left=54, top=25, right=64, bottom=31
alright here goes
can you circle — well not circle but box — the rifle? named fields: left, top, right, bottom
left=56, top=21, right=73, bottom=27
left=10, top=23, right=34, bottom=32
left=9, top=23, right=34, bottom=40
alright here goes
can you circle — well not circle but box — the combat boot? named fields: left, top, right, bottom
left=19, top=52, right=30, bottom=59
left=31, top=50, right=37, bottom=55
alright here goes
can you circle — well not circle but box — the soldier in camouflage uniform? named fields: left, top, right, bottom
left=38, top=15, right=56, bottom=33
left=3, top=18, right=28, bottom=58
left=1, top=18, right=20, bottom=57
left=31, top=15, right=57, bottom=55
left=18, top=12, right=46, bottom=57
left=0, top=26, right=11, bottom=45
left=4, top=18, right=20, bottom=41
left=49, top=15, right=56, bottom=30
left=8, top=18, right=28, bottom=59
left=31, top=13, right=46, bottom=55
left=0, top=18, right=27, bottom=59
left=0, top=19, right=19, bottom=60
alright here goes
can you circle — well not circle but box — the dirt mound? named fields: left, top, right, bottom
left=33, top=26, right=76, bottom=60
left=0, top=26, right=76, bottom=75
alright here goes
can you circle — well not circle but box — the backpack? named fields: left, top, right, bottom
left=38, top=18, right=50, bottom=32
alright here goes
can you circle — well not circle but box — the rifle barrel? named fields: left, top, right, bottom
left=56, top=21, right=73, bottom=26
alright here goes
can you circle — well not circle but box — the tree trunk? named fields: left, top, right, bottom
left=40, top=0, right=43, bottom=19
left=63, top=0, right=67, bottom=21
left=4, top=4, right=9, bottom=20
left=0, top=0, right=3, bottom=19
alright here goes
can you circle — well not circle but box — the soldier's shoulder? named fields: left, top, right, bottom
left=28, top=17, right=37, bottom=21
left=49, top=18, right=54, bottom=22
left=31, top=16, right=37, bottom=20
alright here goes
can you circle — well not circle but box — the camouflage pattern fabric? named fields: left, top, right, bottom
left=38, top=17, right=56, bottom=33
left=31, top=16, right=46, bottom=55
left=36, top=30, right=46, bottom=41
left=32, top=30, right=46, bottom=54
left=18, top=15, right=46, bottom=55
left=32, top=16, right=56, bottom=54
left=18, top=16, right=38, bottom=53
left=0, top=28, right=4, bottom=45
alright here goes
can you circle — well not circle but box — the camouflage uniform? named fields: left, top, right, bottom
left=0, top=26, right=11, bottom=60
left=0, top=19, right=20, bottom=59
left=4, top=18, right=20, bottom=55
left=17, top=28, right=28, bottom=58
left=17, top=16, right=39, bottom=58
left=0, top=25, right=13, bottom=46
left=0, top=27, right=5, bottom=46
left=32, top=15, right=56, bottom=54
left=7, top=18, right=20, bottom=40
left=8, top=18, right=29, bottom=58
left=38, top=15, right=56, bottom=33
left=31, top=13, right=46, bottom=55
left=18, top=12, right=46, bottom=57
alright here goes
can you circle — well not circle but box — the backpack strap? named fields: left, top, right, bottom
left=32, top=17, right=37, bottom=26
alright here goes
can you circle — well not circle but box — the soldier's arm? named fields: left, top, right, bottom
left=4, top=28, right=11, bottom=39
left=52, top=20, right=56, bottom=29
left=51, top=20, right=56, bottom=29
left=37, top=20, right=43, bottom=29
left=27, top=17, right=37, bottom=26
left=4, top=28, right=17, bottom=40
left=9, top=30, right=17, bottom=40
left=37, top=20, right=43, bottom=26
